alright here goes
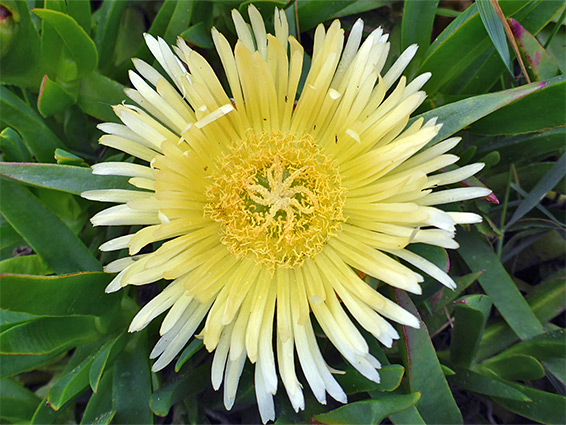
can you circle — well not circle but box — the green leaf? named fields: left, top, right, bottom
left=78, top=71, right=126, bottom=121
left=492, top=382, right=566, bottom=424
left=54, top=149, right=89, bottom=167
left=93, top=0, right=127, bottom=74
left=450, top=295, right=492, bottom=368
left=471, top=74, right=565, bottom=135
left=389, top=405, right=426, bottom=425
left=0, top=351, right=63, bottom=378
left=0, top=180, right=101, bottom=274
left=431, top=271, right=483, bottom=312
left=81, top=369, right=115, bottom=425
left=37, top=75, right=77, bottom=117
left=336, top=365, right=405, bottom=395
left=66, top=0, right=91, bottom=34
left=401, top=0, right=439, bottom=78
left=494, top=329, right=566, bottom=361
left=150, top=364, right=209, bottom=416
left=0, top=1, right=43, bottom=88
left=476, top=0, right=513, bottom=75
left=509, top=18, right=561, bottom=81
left=90, top=333, right=127, bottom=393
left=314, top=392, right=421, bottom=425
left=448, top=368, right=531, bottom=401
left=174, top=338, right=203, bottom=372
left=0, top=316, right=101, bottom=355
left=411, top=79, right=547, bottom=147
left=32, top=8, right=98, bottom=79
left=112, top=333, right=153, bottom=424
left=456, top=230, right=544, bottom=340
left=478, top=270, right=565, bottom=360
left=0, top=377, right=41, bottom=423
left=392, top=289, right=463, bottom=424
left=0, top=127, right=33, bottom=162
left=0, top=272, right=120, bottom=317
left=113, top=7, right=145, bottom=66
left=477, top=127, right=566, bottom=166
left=483, top=354, right=546, bottom=381
left=418, top=0, right=529, bottom=95
left=0, top=163, right=132, bottom=195
left=162, top=0, right=194, bottom=45
left=0, top=87, right=65, bottom=163
left=296, top=0, right=353, bottom=32
left=0, top=255, right=54, bottom=275
left=506, top=153, right=566, bottom=227
left=48, top=341, right=107, bottom=410
left=456, top=0, right=564, bottom=94
left=180, top=22, right=214, bottom=49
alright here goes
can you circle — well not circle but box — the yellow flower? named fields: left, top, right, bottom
left=83, top=6, right=490, bottom=422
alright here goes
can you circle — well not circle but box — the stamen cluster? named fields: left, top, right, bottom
left=205, top=131, right=346, bottom=269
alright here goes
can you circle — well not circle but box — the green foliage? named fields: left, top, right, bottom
left=0, top=0, right=564, bottom=424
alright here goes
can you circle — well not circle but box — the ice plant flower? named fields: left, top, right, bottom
left=83, top=6, right=491, bottom=422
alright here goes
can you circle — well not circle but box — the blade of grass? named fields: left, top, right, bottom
left=477, top=0, right=513, bottom=76
left=506, top=153, right=566, bottom=227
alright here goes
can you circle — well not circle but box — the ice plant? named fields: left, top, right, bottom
left=83, top=6, right=491, bottom=422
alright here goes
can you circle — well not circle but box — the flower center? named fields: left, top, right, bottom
left=205, top=131, right=345, bottom=269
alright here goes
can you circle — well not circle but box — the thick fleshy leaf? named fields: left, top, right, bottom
left=393, top=289, right=463, bottom=424
left=112, top=333, right=153, bottom=424
left=0, top=255, right=53, bottom=275
left=411, top=79, right=547, bottom=147
left=32, top=8, right=98, bottom=79
left=450, top=295, right=492, bottom=368
left=336, top=365, right=405, bottom=394
left=493, top=329, right=566, bottom=361
left=66, top=0, right=91, bottom=34
left=0, top=377, right=41, bottom=423
left=78, top=72, right=126, bottom=122
left=0, top=181, right=101, bottom=274
left=0, top=87, right=64, bottom=163
left=418, top=0, right=528, bottom=95
left=0, top=128, right=33, bottom=162
left=37, top=75, right=76, bottom=118
left=483, top=354, right=546, bottom=381
left=477, top=127, right=566, bottom=166
left=452, top=0, right=563, bottom=94
left=492, top=382, right=566, bottom=424
left=89, top=333, right=127, bottom=392
left=448, top=368, right=531, bottom=401
left=477, top=270, right=565, bottom=360
left=471, top=75, right=565, bottom=135
left=174, top=339, right=203, bottom=372
left=0, top=162, right=132, bottom=195
left=0, top=1, right=43, bottom=88
left=150, top=364, right=209, bottom=417
left=509, top=18, right=561, bottom=81
left=81, top=369, right=115, bottom=425
left=0, top=316, right=101, bottom=355
left=48, top=340, right=108, bottom=410
left=456, top=230, right=544, bottom=340
left=0, top=272, right=119, bottom=317
left=313, top=392, right=421, bottom=425
left=180, top=22, right=213, bottom=49
left=0, top=351, right=64, bottom=378
left=401, top=0, right=439, bottom=76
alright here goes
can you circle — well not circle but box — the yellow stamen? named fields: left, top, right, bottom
left=205, top=130, right=345, bottom=269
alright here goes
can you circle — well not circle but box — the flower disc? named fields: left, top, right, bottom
left=205, top=130, right=345, bottom=269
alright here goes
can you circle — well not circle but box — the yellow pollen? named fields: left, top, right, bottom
left=205, top=130, right=346, bottom=269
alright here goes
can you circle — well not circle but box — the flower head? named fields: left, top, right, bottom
left=84, top=6, right=490, bottom=422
